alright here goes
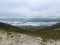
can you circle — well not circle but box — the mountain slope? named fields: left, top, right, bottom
left=34, top=22, right=60, bottom=39
left=0, top=22, right=32, bottom=33
left=49, top=22, right=60, bottom=30
left=0, top=22, right=60, bottom=40
left=0, top=22, right=60, bottom=45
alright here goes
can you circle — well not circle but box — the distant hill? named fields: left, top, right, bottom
left=0, top=22, right=33, bottom=33
left=27, top=18, right=60, bottom=22
left=44, top=22, right=60, bottom=30
left=35, top=22, right=60, bottom=39
left=0, top=18, right=60, bottom=22
left=50, top=22, right=60, bottom=29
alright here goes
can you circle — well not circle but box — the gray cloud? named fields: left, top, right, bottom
left=0, top=0, right=60, bottom=18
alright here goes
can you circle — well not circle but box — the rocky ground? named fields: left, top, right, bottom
left=0, top=30, right=60, bottom=45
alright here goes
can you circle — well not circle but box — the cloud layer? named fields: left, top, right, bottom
left=0, top=0, right=60, bottom=18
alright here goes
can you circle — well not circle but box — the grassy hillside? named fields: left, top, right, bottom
left=0, top=22, right=33, bottom=33
left=35, top=22, right=60, bottom=39
left=0, top=22, right=60, bottom=40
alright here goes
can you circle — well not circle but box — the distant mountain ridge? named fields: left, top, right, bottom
left=0, top=18, right=60, bottom=22
left=27, top=18, right=60, bottom=22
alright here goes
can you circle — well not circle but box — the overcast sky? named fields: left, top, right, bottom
left=0, top=0, right=60, bottom=18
